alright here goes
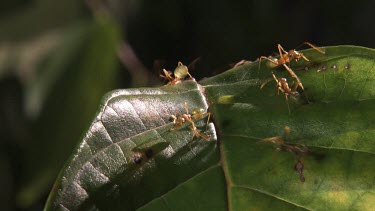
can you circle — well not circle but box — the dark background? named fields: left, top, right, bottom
left=0, top=0, right=374, bottom=210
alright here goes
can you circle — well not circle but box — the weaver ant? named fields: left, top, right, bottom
left=261, top=73, right=299, bottom=113
left=170, top=102, right=211, bottom=141
left=260, top=126, right=308, bottom=182
left=160, top=62, right=194, bottom=85
left=259, top=42, right=325, bottom=90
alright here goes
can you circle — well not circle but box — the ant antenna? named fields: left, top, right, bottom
left=295, top=42, right=325, bottom=54
left=184, top=102, right=189, bottom=114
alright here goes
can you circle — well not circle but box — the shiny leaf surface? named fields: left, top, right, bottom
left=46, top=46, right=375, bottom=210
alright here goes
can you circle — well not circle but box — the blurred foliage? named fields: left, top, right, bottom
left=1, top=0, right=375, bottom=210
left=18, top=16, right=122, bottom=209
left=0, top=1, right=124, bottom=210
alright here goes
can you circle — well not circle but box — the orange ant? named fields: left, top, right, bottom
left=261, top=73, right=299, bottom=113
left=260, top=126, right=308, bottom=182
left=170, top=102, right=211, bottom=141
left=161, top=62, right=194, bottom=85
left=259, top=42, right=325, bottom=90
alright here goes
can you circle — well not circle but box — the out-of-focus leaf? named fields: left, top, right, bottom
left=17, top=15, right=122, bottom=208
left=0, top=154, right=13, bottom=211
left=23, top=23, right=88, bottom=119
left=46, top=46, right=375, bottom=210
left=0, top=0, right=87, bottom=41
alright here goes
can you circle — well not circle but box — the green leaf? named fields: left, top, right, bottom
left=46, top=46, right=375, bottom=210
left=45, top=81, right=220, bottom=210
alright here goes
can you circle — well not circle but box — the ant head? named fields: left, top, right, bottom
left=280, top=78, right=288, bottom=83
left=287, top=50, right=295, bottom=57
left=293, top=50, right=303, bottom=61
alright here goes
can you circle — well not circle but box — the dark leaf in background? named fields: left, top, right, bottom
left=16, top=15, right=122, bottom=208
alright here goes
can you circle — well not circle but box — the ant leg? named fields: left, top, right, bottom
left=186, top=71, right=193, bottom=79
left=282, top=64, right=304, bottom=90
left=284, top=93, right=291, bottom=114
left=161, top=69, right=173, bottom=81
left=274, top=85, right=291, bottom=114
left=290, top=81, right=299, bottom=92
left=188, top=119, right=210, bottom=141
left=300, top=54, right=310, bottom=62
left=186, top=71, right=196, bottom=81
left=292, top=42, right=325, bottom=62
left=187, top=119, right=198, bottom=139
left=194, top=129, right=210, bottom=141
left=273, top=75, right=286, bottom=95
left=277, top=44, right=289, bottom=56
left=186, top=118, right=197, bottom=132
left=259, top=56, right=278, bottom=71
left=204, top=112, right=211, bottom=131
left=260, top=73, right=279, bottom=90
left=260, top=78, right=274, bottom=89
left=197, top=130, right=210, bottom=141
left=184, top=102, right=189, bottom=114
left=272, top=73, right=279, bottom=83
left=190, top=126, right=198, bottom=139
left=259, top=56, right=279, bottom=65
left=303, top=42, right=325, bottom=54
left=277, top=87, right=285, bottom=96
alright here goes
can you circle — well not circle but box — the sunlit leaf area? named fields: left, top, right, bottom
left=1, top=1, right=375, bottom=211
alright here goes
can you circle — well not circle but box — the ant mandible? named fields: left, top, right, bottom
left=170, top=102, right=211, bottom=141
left=259, top=42, right=325, bottom=90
